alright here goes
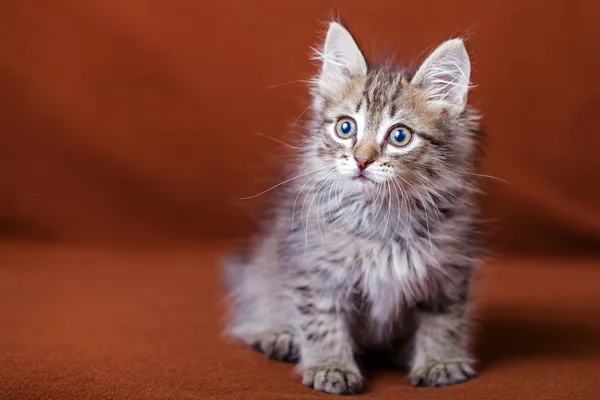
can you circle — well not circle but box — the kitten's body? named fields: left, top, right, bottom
left=224, top=23, right=483, bottom=395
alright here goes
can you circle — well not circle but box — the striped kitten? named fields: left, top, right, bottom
left=224, top=22, right=483, bottom=395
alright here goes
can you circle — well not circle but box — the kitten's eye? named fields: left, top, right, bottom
left=388, top=126, right=413, bottom=147
left=335, top=117, right=357, bottom=139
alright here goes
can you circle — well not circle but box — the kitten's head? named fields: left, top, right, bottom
left=306, top=22, right=479, bottom=194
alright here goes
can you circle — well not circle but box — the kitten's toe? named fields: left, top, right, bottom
left=251, top=330, right=299, bottom=362
left=302, top=365, right=364, bottom=395
left=410, top=360, right=476, bottom=387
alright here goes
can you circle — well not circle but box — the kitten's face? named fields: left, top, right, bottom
left=314, top=70, right=442, bottom=189
left=309, top=23, right=473, bottom=193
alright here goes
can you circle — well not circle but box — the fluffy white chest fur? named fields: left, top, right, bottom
left=321, top=235, right=434, bottom=344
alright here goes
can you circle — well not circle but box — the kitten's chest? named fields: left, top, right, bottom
left=351, top=239, right=436, bottom=333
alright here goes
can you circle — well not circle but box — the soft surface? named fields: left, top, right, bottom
left=1, top=244, right=599, bottom=399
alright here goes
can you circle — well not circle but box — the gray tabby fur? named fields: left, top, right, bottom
left=223, top=21, right=484, bottom=395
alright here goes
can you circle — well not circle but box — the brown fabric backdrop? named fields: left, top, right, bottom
left=1, top=0, right=600, bottom=252
left=2, top=3, right=600, bottom=400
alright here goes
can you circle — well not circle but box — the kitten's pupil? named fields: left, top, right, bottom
left=393, top=129, right=406, bottom=142
left=341, top=121, right=351, bottom=134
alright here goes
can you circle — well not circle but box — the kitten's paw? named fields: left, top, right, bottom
left=410, top=360, right=476, bottom=387
left=251, top=330, right=299, bottom=362
left=302, top=365, right=364, bottom=395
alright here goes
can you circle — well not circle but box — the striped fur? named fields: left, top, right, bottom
left=223, top=22, right=484, bottom=395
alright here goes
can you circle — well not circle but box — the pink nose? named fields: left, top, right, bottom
left=354, top=157, right=374, bottom=171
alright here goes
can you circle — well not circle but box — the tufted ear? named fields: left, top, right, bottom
left=412, top=38, right=471, bottom=116
left=316, top=22, right=367, bottom=93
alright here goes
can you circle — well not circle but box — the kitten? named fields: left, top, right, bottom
left=223, top=21, right=483, bottom=395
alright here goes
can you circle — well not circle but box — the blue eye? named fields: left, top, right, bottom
left=341, top=122, right=351, bottom=133
left=335, top=117, right=357, bottom=139
left=388, top=126, right=413, bottom=147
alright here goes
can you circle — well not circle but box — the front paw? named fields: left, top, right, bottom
left=410, top=360, right=476, bottom=387
left=302, top=365, right=364, bottom=395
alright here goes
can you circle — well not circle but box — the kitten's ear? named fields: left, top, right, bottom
left=317, top=22, right=367, bottom=92
left=411, top=38, right=471, bottom=115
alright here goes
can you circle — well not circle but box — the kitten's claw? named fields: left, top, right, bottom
left=302, top=365, right=364, bottom=395
left=410, top=360, right=476, bottom=387
left=251, top=330, right=299, bottom=362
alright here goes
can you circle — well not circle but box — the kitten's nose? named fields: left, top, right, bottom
left=354, top=156, right=374, bottom=171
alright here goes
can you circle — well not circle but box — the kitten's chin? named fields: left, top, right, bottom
left=345, top=175, right=379, bottom=192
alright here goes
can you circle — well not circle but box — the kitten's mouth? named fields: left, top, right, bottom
left=353, top=173, right=372, bottom=183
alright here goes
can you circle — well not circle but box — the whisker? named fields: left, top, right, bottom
left=290, top=104, right=311, bottom=131
left=308, top=170, right=337, bottom=245
left=366, top=181, right=393, bottom=258
left=301, top=173, right=328, bottom=252
left=380, top=178, right=406, bottom=256
left=465, top=172, right=517, bottom=189
left=394, top=178, right=413, bottom=240
left=407, top=173, right=443, bottom=222
left=326, top=174, right=341, bottom=224
left=366, top=183, right=385, bottom=236
left=422, top=190, right=442, bottom=222
left=266, top=79, right=312, bottom=89
left=332, top=176, right=359, bottom=235
left=291, top=166, right=334, bottom=233
left=318, top=173, right=338, bottom=234
left=363, top=182, right=389, bottom=243
left=252, top=132, right=301, bottom=149
left=298, top=169, right=337, bottom=267
left=240, top=165, right=330, bottom=200
left=414, top=170, right=476, bottom=206
left=397, top=175, right=434, bottom=256
left=317, top=174, right=336, bottom=239
left=324, top=173, right=344, bottom=229
left=356, top=183, right=382, bottom=238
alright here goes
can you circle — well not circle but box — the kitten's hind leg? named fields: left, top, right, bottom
left=222, top=248, right=299, bottom=363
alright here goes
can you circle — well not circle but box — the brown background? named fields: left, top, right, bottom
left=1, top=1, right=600, bottom=399
left=1, top=0, right=600, bottom=253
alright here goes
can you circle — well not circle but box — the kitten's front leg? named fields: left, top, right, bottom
left=409, top=271, right=477, bottom=387
left=292, top=285, right=363, bottom=395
